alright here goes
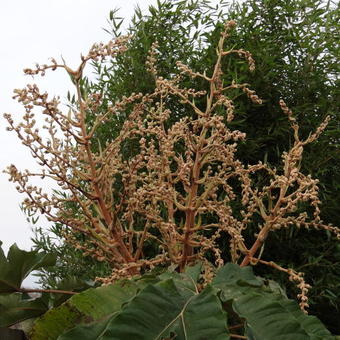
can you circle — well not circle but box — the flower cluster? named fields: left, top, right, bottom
left=4, top=22, right=339, bottom=311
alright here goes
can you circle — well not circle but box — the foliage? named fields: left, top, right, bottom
left=0, top=293, right=48, bottom=329
left=30, top=279, right=142, bottom=339
left=0, top=241, right=55, bottom=294
left=0, top=252, right=337, bottom=337
left=0, top=241, right=76, bottom=328
left=0, top=242, right=102, bottom=329
left=28, top=263, right=334, bottom=339
left=31, top=225, right=111, bottom=289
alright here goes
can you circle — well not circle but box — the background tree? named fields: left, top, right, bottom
left=30, top=0, right=339, bottom=332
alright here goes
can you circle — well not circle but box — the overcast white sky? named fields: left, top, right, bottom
left=0, top=0, right=161, bottom=257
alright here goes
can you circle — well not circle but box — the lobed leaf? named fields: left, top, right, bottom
left=234, top=293, right=334, bottom=340
left=0, top=242, right=56, bottom=293
left=214, top=263, right=333, bottom=339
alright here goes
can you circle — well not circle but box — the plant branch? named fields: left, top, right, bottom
left=19, top=288, right=77, bottom=295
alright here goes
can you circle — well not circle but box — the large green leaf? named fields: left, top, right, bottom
left=61, top=279, right=229, bottom=340
left=0, top=293, right=49, bottom=327
left=59, top=263, right=228, bottom=339
left=30, top=280, right=141, bottom=340
left=0, top=242, right=56, bottom=293
left=213, top=263, right=333, bottom=339
left=234, top=293, right=334, bottom=340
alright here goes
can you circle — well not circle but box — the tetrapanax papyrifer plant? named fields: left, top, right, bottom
left=4, top=21, right=339, bottom=313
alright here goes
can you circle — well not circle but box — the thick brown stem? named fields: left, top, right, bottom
left=180, top=154, right=201, bottom=271
left=181, top=207, right=196, bottom=270
left=241, top=181, right=289, bottom=267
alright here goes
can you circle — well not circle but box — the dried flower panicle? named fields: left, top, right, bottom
left=23, top=36, right=130, bottom=79
left=288, top=269, right=311, bottom=313
left=249, top=258, right=312, bottom=313
left=220, top=21, right=255, bottom=72
left=146, top=41, right=159, bottom=76
left=4, top=21, right=339, bottom=308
